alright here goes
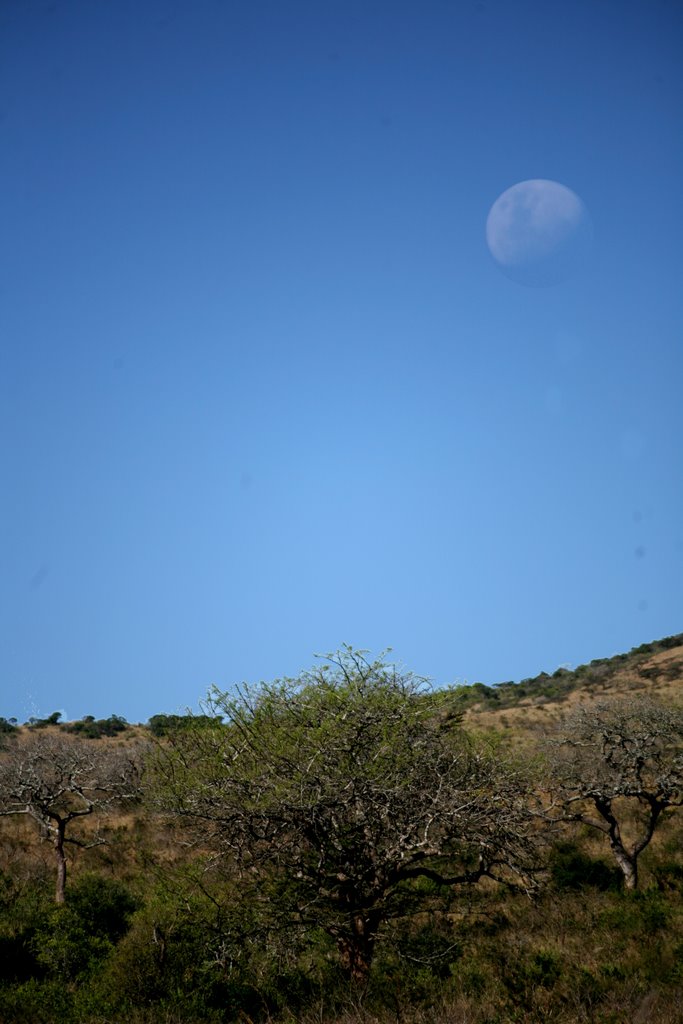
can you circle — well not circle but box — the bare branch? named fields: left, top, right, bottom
left=543, top=696, right=683, bottom=889
left=0, top=732, right=145, bottom=902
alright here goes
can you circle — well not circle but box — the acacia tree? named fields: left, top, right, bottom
left=0, top=732, right=143, bottom=903
left=547, top=697, right=683, bottom=889
left=155, top=648, right=540, bottom=981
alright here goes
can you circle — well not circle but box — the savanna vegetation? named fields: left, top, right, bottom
left=1, top=637, right=682, bottom=1024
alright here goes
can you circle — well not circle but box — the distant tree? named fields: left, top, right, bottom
left=546, top=697, right=683, bottom=889
left=0, top=733, right=143, bottom=903
left=147, top=713, right=216, bottom=738
left=64, top=714, right=129, bottom=739
left=155, top=647, right=540, bottom=982
left=28, top=711, right=62, bottom=728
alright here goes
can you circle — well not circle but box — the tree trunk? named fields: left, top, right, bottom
left=611, top=843, right=638, bottom=890
left=337, top=912, right=380, bottom=984
left=54, top=821, right=67, bottom=904
left=594, top=798, right=639, bottom=891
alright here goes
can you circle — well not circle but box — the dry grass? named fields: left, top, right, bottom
left=464, top=642, right=683, bottom=747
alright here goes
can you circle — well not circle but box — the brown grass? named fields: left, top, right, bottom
left=464, top=643, right=683, bottom=747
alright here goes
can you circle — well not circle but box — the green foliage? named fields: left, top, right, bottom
left=154, top=647, right=537, bottom=983
left=371, top=918, right=464, bottom=1008
left=598, top=889, right=670, bottom=937
left=63, top=714, right=129, bottom=739
left=28, top=712, right=62, bottom=728
left=31, top=905, right=110, bottom=979
left=147, top=712, right=217, bottom=737
left=498, top=945, right=564, bottom=1004
left=80, top=873, right=281, bottom=1022
left=0, top=874, right=135, bottom=978
left=0, top=978, right=73, bottom=1024
left=0, top=874, right=139, bottom=1023
left=11, top=714, right=130, bottom=738
left=1, top=827, right=683, bottom=1022
left=653, top=859, right=683, bottom=892
left=27, top=875, right=137, bottom=981
left=65, top=873, right=138, bottom=942
left=0, top=874, right=49, bottom=983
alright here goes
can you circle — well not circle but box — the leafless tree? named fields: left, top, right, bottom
left=0, top=732, right=143, bottom=902
left=154, top=648, right=541, bottom=981
left=545, top=697, right=683, bottom=889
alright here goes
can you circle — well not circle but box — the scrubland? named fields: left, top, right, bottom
left=1, top=635, right=681, bottom=1024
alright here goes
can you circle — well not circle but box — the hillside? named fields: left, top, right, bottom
left=460, top=632, right=683, bottom=738
left=2, top=633, right=681, bottom=740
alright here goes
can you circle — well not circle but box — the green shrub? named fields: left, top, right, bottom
left=147, top=712, right=216, bottom=737
left=27, top=712, right=62, bottom=729
left=67, top=873, right=138, bottom=941
left=0, top=978, right=72, bottom=1024
left=64, top=714, right=128, bottom=739
left=0, top=877, right=51, bottom=983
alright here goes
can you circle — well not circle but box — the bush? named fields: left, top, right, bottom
left=64, top=715, right=128, bottom=739
left=67, top=873, right=138, bottom=942
left=147, top=713, right=216, bottom=737
left=28, top=876, right=137, bottom=982
left=0, top=978, right=72, bottom=1024
left=84, top=885, right=263, bottom=1022
left=27, top=712, right=62, bottom=729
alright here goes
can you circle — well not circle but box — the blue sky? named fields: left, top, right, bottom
left=2, top=0, right=681, bottom=723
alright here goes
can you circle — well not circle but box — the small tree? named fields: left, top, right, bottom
left=0, top=733, right=143, bottom=903
left=546, top=697, right=683, bottom=889
left=155, top=648, right=539, bottom=981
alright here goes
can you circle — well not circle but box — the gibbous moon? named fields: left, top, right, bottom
left=486, top=179, right=593, bottom=286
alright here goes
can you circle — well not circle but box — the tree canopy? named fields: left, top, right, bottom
left=0, top=733, right=144, bottom=902
left=546, top=696, right=683, bottom=889
left=155, top=647, right=539, bottom=979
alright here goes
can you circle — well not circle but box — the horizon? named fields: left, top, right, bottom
left=6, top=628, right=681, bottom=727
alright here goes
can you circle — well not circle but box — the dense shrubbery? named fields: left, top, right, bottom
left=27, top=712, right=64, bottom=729
left=147, top=712, right=217, bottom=737
left=63, top=715, right=129, bottom=739
left=0, top=874, right=137, bottom=1020
left=18, top=713, right=131, bottom=739
left=1, top=860, right=682, bottom=1023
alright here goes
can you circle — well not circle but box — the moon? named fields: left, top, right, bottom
left=486, top=179, right=593, bottom=287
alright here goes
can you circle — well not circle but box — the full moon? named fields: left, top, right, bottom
left=486, top=179, right=593, bottom=287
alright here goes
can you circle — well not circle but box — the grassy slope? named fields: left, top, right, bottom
left=461, top=632, right=683, bottom=740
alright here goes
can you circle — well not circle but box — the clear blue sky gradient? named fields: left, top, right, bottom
left=2, top=0, right=681, bottom=723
